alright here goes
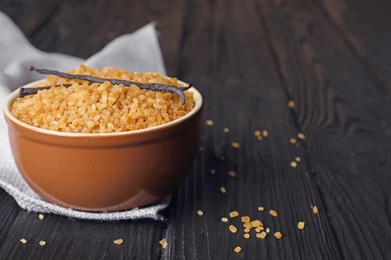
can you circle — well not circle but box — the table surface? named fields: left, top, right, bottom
left=1, top=0, right=391, bottom=259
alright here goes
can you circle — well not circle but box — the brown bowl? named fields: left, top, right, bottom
left=3, top=80, right=203, bottom=212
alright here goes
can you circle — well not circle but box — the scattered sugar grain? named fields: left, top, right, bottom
left=274, top=232, right=283, bottom=239
left=244, top=228, right=251, bottom=233
left=224, top=128, right=230, bottom=133
left=295, top=157, right=301, bottom=162
left=269, top=210, right=278, bottom=217
left=220, top=187, right=227, bottom=194
left=20, top=238, right=27, bottom=244
left=266, top=228, right=270, bottom=233
left=243, top=222, right=252, bottom=229
left=114, top=239, right=123, bottom=245
left=228, top=171, right=236, bottom=178
left=234, top=246, right=242, bottom=253
left=288, top=100, right=295, bottom=108
left=38, top=214, right=44, bottom=220
left=290, top=161, right=298, bottom=168
left=221, top=217, right=229, bottom=223
left=229, top=225, right=238, bottom=233
left=159, top=239, right=168, bottom=249
left=39, top=240, right=46, bottom=246
left=244, top=233, right=250, bottom=239
left=229, top=211, right=239, bottom=218
left=206, top=120, right=214, bottom=126
left=254, top=130, right=261, bottom=137
left=241, top=216, right=250, bottom=223
left=255, top=226, right=264, bottom=233
left=298, top=222, right=305, bottom=229
left=313, top=206, right=319, bottom=214
left=251, top=220, right=262, bottom=227
left=210, top=169, right=216, bottom=175
left=262, top=130, right=269, bottom=137
left=257, top=231, right=267, bottom=239
left=297, top=133, right=306, bottom=140
left=258, top=206, right=264, bottom=211
left=290, top=138, right=297, bottom=144
left=232, top=141, right=240, bottom=149
left=197, top=210, right=204, bottom=216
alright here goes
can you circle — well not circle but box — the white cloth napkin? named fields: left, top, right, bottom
left=0, top=11, right=170, bottom=221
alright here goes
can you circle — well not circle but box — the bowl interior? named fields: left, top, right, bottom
left=3, top=79, right=203, bottom=138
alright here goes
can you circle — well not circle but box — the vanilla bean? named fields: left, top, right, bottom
left=19, top=84, right=74, bottom=97
left=30, top=66, right=191, bottom=104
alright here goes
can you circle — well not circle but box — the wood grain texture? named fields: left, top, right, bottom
left=0, top=0, right=64, bottom=37
left=0, top=190, right=20, bottom=245
left=256, top=0, right=391, bottom=258
left=1, top=0, right=391, bottom=259
left=163, top=80, right=341, bottom=259
left=317, top=0, right=391, bottom=98
left=162, top=0, right=341, bottom=258
left=28, top=0, right=153, bottom=58
left=0, top=209, right=164, bottom=259
left=16, top=0, right=186, bottom=76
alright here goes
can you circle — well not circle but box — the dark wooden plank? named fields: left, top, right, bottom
left=162, top=0, right=342, bottom=258
left=27, top=0, right=151, bottom=59
left=25, top=0, right=186, bottom=75
left=164, top=79, right=342, bottom=259
left=317, top=0, right=391, bottom=98
left=0, top=190, right=20, bottom=245
left=0, top=210, right=164, bottom=259
left=144, top=0, right=187, bottom=76
left=0, top=0, right=186, bottom=75
left=255, top=0, right=391, bottom=259
left=177, top=0, right=276, bottom=82
left=0, top=0, right=64, bottom=37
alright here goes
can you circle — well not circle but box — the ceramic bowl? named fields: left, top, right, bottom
left=3, top=80, right=203, bottom=212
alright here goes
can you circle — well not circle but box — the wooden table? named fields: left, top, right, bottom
left=1, top=0, right=391, bottom=259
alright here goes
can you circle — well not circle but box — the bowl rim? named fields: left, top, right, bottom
left=3, top=79, right=203, bottom=138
